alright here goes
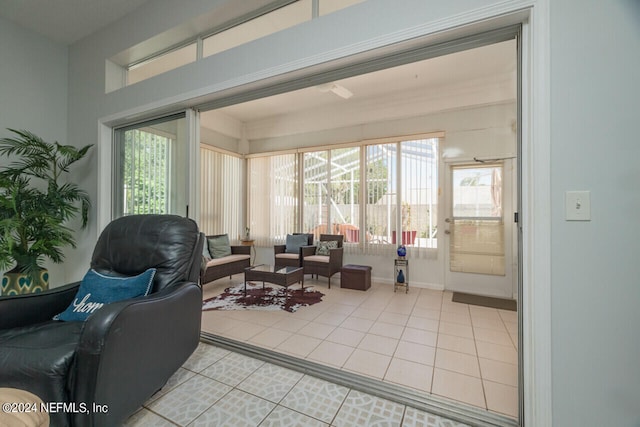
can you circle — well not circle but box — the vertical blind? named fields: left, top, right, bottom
left=248, top=153, right=298, bottom=246
left=399, top=139, right=438, bottom=256
left=331, top=147, right=361, bottom=245
left=200, top=146, right=243, bottom=237
left=363, top=143, right=395, bottom=256
left=122, top=129, right=171, bottom=215
left=303, top=151, right=329, bottom=238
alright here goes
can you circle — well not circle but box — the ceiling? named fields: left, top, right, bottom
left=0, top=0, right=150, bottom=45
left=202, top=39, right=517, bottom=139
left=0, top=1, right=517, bottom=139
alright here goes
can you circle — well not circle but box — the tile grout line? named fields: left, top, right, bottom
left=469, top=304, right=490, bottom=412
left=429, top=289, right=444, bottom=395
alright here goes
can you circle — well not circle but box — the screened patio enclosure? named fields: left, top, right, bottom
left=246, top=136, right=439, bottom=256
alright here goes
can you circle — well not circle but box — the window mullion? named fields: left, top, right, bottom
left=326, top=149, right=332, bottom=232
left=297, top=152, right=304, bottom=232
left=359, top=146, right=366, bottom=249
left=396, top=142, right=403, bottom=238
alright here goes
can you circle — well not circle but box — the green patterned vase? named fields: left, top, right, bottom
left=1, top=268, right=49, bottom=296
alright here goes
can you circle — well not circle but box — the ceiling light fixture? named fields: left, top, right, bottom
left=315, top=82, right=353, bottom=99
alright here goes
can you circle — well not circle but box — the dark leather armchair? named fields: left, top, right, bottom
left=0, top=214, right=204, bottom=427
left=303, top=234, right=344, bottom=288
left=274, top=233, right=314, bottom=269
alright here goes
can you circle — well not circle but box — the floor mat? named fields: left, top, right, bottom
left=451, top=292, right=517, bottom=311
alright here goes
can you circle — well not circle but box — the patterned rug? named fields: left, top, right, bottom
left=202, top=282, right=324, bottom=313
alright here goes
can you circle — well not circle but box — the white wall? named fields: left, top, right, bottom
left=61, top=0, right=640, bottom=425
left=0, top=17, right=68, bottom=141
left=550, top=1, right=640, bottom=425
left=0, top=16, right=70, bottom=284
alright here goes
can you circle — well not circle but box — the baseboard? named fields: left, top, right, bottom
left=371, top=276, right=444, bottom=291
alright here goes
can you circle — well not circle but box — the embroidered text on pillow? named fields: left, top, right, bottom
left=71, top=293, right=104, bottom=314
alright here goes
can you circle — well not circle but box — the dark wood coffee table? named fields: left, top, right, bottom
left=243, top=264, right=304, bottom=296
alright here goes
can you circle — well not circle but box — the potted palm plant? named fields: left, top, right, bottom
left=0, top=129, right=92, bottom=295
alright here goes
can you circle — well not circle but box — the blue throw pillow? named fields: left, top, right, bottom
left=55, top=268, right=156, bottom=322
left=285, top=234, right=309, bottom=254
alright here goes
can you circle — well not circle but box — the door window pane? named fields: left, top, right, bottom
left=450, top=164, right=504, bottom=275
left=114, top=114, right=188, bottom=217
left=452, top=166, right=502, bottom=218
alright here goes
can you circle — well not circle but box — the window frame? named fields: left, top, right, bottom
left=112, top=112, right=188, bottom=218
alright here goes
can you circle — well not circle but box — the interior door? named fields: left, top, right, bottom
left=113, top=113, right=190, bottom=218
left=444, top=161, right=516, bottom=298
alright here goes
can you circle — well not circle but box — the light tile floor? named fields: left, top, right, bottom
left=125, top=341, right=471, bottom=426
left=199, top=276, right=519, bottom=420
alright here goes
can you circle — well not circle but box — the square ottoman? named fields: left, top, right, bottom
left=340, top=264, right=372, bottom=291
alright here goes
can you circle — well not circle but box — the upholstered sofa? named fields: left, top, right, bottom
left=200, top=234, right=251, bottom=285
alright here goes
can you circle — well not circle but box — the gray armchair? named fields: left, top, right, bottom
left=303, top=234, right=344, bottom=288
left=274, top=233, right=314, bottom=269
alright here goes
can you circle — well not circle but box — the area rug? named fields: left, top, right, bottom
left=452, top=292, right=517, bottom=311
left=202, top=282, right=324, bottom=313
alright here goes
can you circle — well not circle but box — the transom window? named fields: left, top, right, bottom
left=110, top=0, right=366, bottom=91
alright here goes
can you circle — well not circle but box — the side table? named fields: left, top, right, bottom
left=240, top=239, right=255, bottom=265
left=394, top=258, right=409, bottom=293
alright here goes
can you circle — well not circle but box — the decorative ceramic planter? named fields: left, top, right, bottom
left=1, top=268, right=49, bottom=296
left=397, top=245, right=407, bottom=257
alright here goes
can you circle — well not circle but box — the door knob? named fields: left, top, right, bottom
left=445, top=218, right=452, bottom=223
left=444, top=230, right=451, bottom=235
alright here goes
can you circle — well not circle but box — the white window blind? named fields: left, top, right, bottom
left=331, top=147, right=361, bottom=248
left=363, top=143, right=395, bottom=256
left=303, top=151, right=329, bottom=238
left=200, top=146, right=243, bottom=237
left=121, top=129, right=171, bottom=215
left=248, top=153, right=298, bottom=246
left=399, top=139, right=438, bottom=257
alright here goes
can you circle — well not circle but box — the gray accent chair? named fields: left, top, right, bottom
left=274, top=233, right=314, bottom=269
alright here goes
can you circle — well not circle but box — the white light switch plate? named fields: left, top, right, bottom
left=565, top=191, right=591, bottom=221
